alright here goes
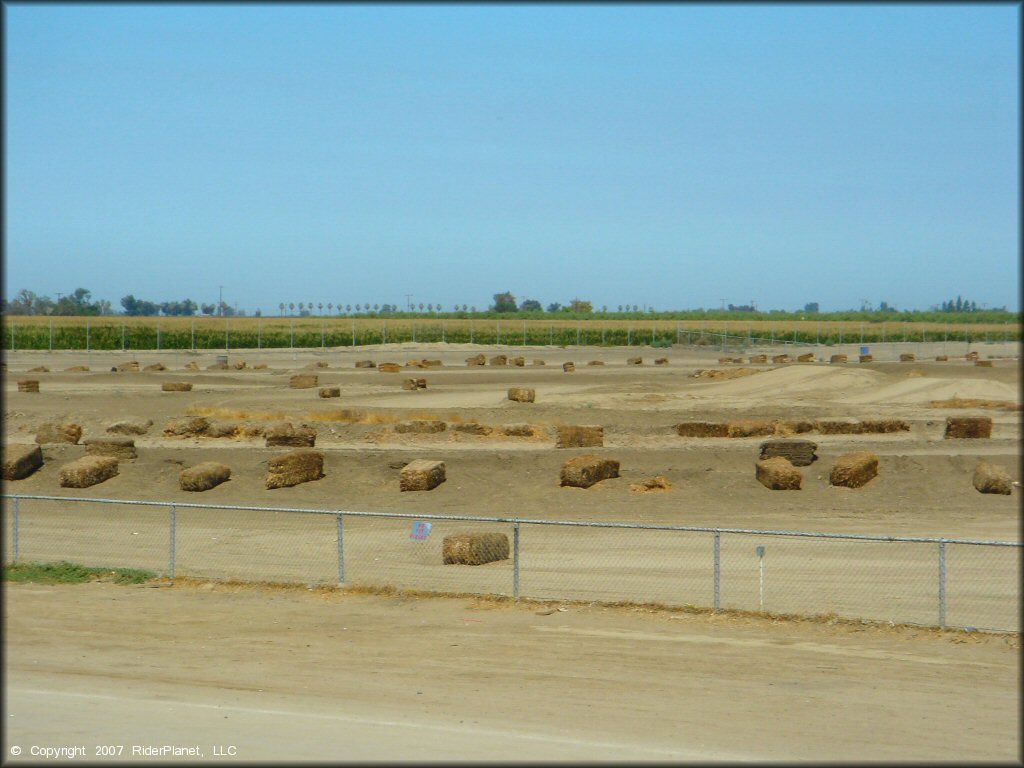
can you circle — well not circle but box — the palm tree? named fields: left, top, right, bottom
left=298, top=302, right=305, bottom=315
left=279, top=302, right=285, bottom=316
left=374, top=303, right=380, bottom=313
left=427, top=303, right=433, bottom=313
left=617, top=305, right=623, bottom=313
left=289, top=302, right=295, bottom=315
left=327, top=302, right=333, bottom=314
left=436, top=304, right=442, bottom=313
left=418, top=303, right=424, bottom=312
left=318, top=302, right=324, bottom=315
left=345, top=304, right=351, bottom=313
left=355, top=304, right=361, bottom=313
left=632, top=304, right=639, bottom=312
left=470, top=306, right=477, bottom=314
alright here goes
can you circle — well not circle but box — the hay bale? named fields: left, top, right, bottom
left=717, top=357, right=732, bottom=364
left=655, top=358, right=669, bottom=365
left=748, top=354, right=767, bottom=364
left=815, top=419, right=863, bottom=435
left=405, top=360, right=426, bottom=368
left=161, top=381, right=193, bottom=392
left=401, top=378, right=427, bottom=390
left=252, top=363, right=268, bottom=369
left=560, top=454, right=620, bottom=488
left=3, top=444, right=43, bottom=480
left=759, top=439, right=817, bottom=467
left=944, top=416, right=992, bottom=439
left=84, top=438, right=137, bottom=460
left=464, top=354, right=485, bottom=366
left=629, top=475, right=672, bottom=493
left=116, top=361, right=140, bottom=372
left=627, top=357, right=643, bottom=365
left=421, top=359, right=443, bottom=368
left=106, top=418, right=152, bottom=436
left=772, top=419, right=815, bottom=435
left=859, top=354, right=873, bottom=363
left=442, top=533, right=509, bottom=566
left=899, top=353, right=915, bottom=362
left=162, top=417, right=210, bottom=437
left=289, top=374, right=318, bottom=389
left=500, top=424, right=534, bottom=437
left=676, top=422, right=728, bottom=437
left=399, top=459, right=446, bottom=491
left=975, top=360, right=993, bottom=368
left=319, top=386, right=341, bottom=398
left=731, top=357, right=744, bottom=364
left=266, top=449, right=324, bottom=489
left=507, top=387, right=535, bottom=403
left=859, top=419, right=910, bottom=434
left=206, top=362, right=229, bottom=371
left=756, top=457, right=802, bottom=490
left=355, top=360, right=376, bottom=368
left=180, top=462, right=232, bottom=492
left=143, top=363, right=167, bottom=372
left=184, top=361, right=200, bottom=371
left=966, top=351, right=979, bottom=361
left=562, top=362, right=575, bottom=373
left=935, top=355, right=948, bottom=362
left=555, top=425, right=603, bottom=448
left=64, top=365, right=90, bottom=372
left=265, top=422, right=317, bottom=447
left=973, top=462, right=1012, bottom=495
left=829, top=354, right=848, bottom=363
left=453, top=422, right=493, bottom=436
left=587, top=360, right=605, bottom=366
left=35, top=422, right=82, bottom=445
left=28, top=365, right=50, bottom=372
left=510, top=356, right=525, bottom=367
left=378, top=363, right=401, bottom=373
left=771, top=354, right=791, bottom=364
left=489, top=355, right=508, bottom=366
left=204, top=421, right=240, bottom=438
left=829, top=452, right=879, bottom=488
left=17, top=380, right=39, bottom=392
left=797, top=353, right=815, bottom=362
left=394, top=420, right=447, bottom=434
left=726, top=419, right=775, bottom=438
left=532, top=359, right=545, bottom=366
left=310, top=361, right=329, bottom=369
left=58, top=455, right=119, bottom=488
left=233, top=361, right=248, bottom=370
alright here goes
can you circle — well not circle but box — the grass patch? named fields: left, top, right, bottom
left=3, top=561, right=157, bottom=585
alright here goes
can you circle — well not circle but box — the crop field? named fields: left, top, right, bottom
left=2, top=314, right=1019, bottom=351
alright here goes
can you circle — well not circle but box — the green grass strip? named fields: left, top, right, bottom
left=3, top=561, right=157, bottom=585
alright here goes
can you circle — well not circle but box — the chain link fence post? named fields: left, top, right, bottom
left=938, top=541, right=946, bottom=629
left=12, top=496, right=20, bottom=563
left=513, top=521, right=520, bottom=599
left=713, top=531, right=720, bottom=611
left=169, top=504, right=176, bottom=579
left=337, top=514, right=345, bottom=584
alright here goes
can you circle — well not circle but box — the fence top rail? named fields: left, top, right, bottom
left=3, top=493, right=1021, bottom=547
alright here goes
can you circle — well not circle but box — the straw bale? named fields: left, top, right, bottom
left=289, top=374, right=318, bottom=389
left=815, top=419, right=863, bottom=435
left=35, top=422, right=82, bottom=445
left=184, top=361, right=200, bottom=371
left=587, top=360, right=605, bottom=366
left=453, top=422, right=493, bottom=436
left=378, top=363, right=401, bottom=373
left=204, top=421, right=240, bottom=438
left=859, top=419, right=910, bottom=434
left=319, top=386, right=341, bottom=398
left=180, top=462, right=231, bottom=492
left=748, top=354, right=768, bottom=364
left=500, top=424, right=534, bottom=437
left=465, top=354, right=485, bottom=366
left=489, top=355, right=508, bottom=366
left=59, top=455, right=119, bottom=488
left=64, top=366, right=90, bottom=372
left=732, top=357, right=744, bottom=364
left=84, top=438, right=137, bottom=460
left=355, top=360, right=376, bottom=368
left=17, top=380, right=39, bottom=392
left=161, top=381, right=193, bottom=392
left=28, top=366, right=50, bottom=372
left=797, top=353, right=815, bottom=362
left=394, top=420, right=447, bottom=434
left=266, top=449, right=324, bottom=489
left=143, top=363, right=166, bottom=372
left=555, top=425, right=603, bottom=448
left=629, top=476, right=672, bottom=493
left=106, top=418, right=152, bottom=436
left=252, top=363, right=268, bottom=369
left=562, top=362, right=575, bottom=373
left=206, top=362, right=229, bottom=371
left=974, top=360, right=993, bottom=368
left=405, top=360, right=426, bottom=368
left=422, top=359, right=443, bottom=368
left=944, top=416, right=992, bottom=439
left=310, top=361, right=329, bottom=369
left=560, top=454, right=620, bottom=488
left=726, top=419, right=775, bottom=438
left=116, top=361, right=140, bottom=372
left=718, top=357, right=732, bottom=364
left=756, top=457, right=802, bottom=490
left=655, top=358, right=669, bottom=365
left=532, top=359, right=545, bottom=366
left=676, top=422, right=728, bottom=437
left=772, top=420, right=815, bottom=435
left=759, top=439, right=817, bottom=467
left=511, top=356, right=525, bottom=367
left=163, top=417, right=210, bottom=437
left=829, top=354, right=848, bottom=363
left=234, top=422, right=265, bottom=439
left=3, top=444, right=43, bottom=480
left=899, top=353, right=915, bottom=362
left=399, top=459, right=446, bottom=491
left=935, top=355, right=948, bottom=362
left=442, top=533, right=509, bottom=566
left=859, top=355, right=873, bottom=363
left=972, top=462, right=1012, bottom=495
left=265, top=422, right=317, bottom=447
left=401, top=378, right=421, bottom=390
left=627, top=357, right=643, bottom=365
left=965, top=351, right=979, bottom=361
left=829, top=452, right=879, bottom=488
left=233, top=361, right=248, bottom=370
left=771, top=354, right=791, bottom=364
left=507, top=387, right=535, bottom=403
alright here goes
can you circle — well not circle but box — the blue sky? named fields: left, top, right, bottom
left=4, top=3, right=1019, bottom=314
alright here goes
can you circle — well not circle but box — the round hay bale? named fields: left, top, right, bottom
left=180, top=462, right=231, bottom=492
left=756, top=457, right=802, bottom=490
left=973, top=462, right=1012, bottom=495
left=829, top=452, right=879, bottom=488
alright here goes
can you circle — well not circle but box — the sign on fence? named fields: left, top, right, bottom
left=410, top=521, right=432, bottom=540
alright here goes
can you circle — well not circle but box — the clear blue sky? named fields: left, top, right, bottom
left=4, top=3, right=1019, bottom=314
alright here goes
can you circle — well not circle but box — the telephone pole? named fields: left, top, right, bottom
left=218, top=286, right=224, bottom=316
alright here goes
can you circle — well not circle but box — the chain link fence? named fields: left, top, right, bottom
left=3, top=494, right=1019, bottom=633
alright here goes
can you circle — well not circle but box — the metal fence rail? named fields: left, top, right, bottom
left=3, top=494, right=1019, bottom=633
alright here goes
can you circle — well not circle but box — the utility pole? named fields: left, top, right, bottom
left=405, top=294, right=413, bottom=312
left=218, top=286, right=224, bottom=317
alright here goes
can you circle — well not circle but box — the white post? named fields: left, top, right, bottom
left=756, top=545, right=766, bottom=612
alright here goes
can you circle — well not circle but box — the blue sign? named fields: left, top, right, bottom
left=410, top=521, right=432, bottom=541
left=860, top=346, right=869, bottom=355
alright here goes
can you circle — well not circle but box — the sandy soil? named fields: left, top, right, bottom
left=3, top=343, right=1021, bottom=761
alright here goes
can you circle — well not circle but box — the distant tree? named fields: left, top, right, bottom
left=520, top=299, right=542, bottom=312
left=375, top=303, right=380, bottom=313
left=547, top=302, right=562, bottom=313
left=327, top=303, right=333, bottom=314
left=804, top=302, right=819, bottom=313
left=436, top=304, right=442, bottom=313
left=201, top=303, right=216, bottom=315
left=601, top=305, right=607, bottom=313
left=632, top=304, right=639, bottom=312
left=470, top=306, right=477, bottom=314
left=345, top=304, right=351, bottom=313
left=289, top=302, right=295, bottom=315
left=318, top=302, right=324, bottom=315
left=492, top=292, right=517, bottom=313
left=569, top=298, right=593, bottom=313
